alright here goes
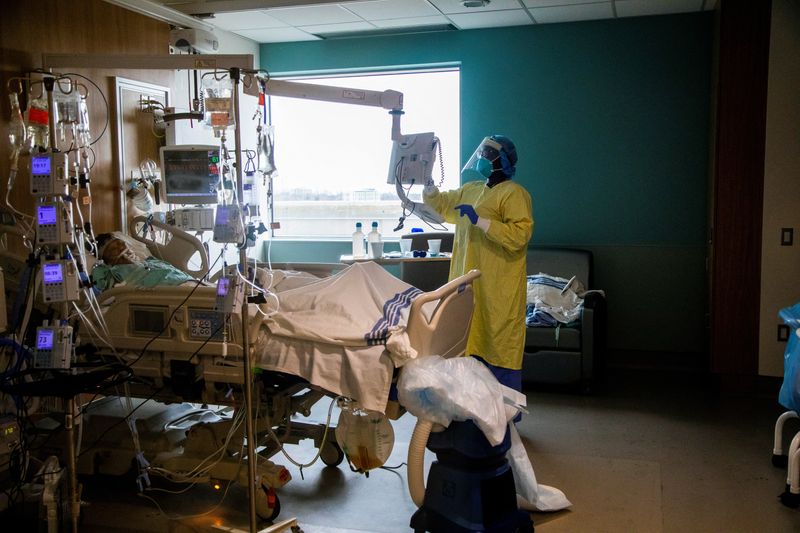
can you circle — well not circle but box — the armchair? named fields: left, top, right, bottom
left=523, top=246, right=606, bottom=390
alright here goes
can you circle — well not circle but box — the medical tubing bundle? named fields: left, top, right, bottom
left=147, top=407, right=246, bottom=485
left=263, top=394, right=339, bottom=473
left=76, top=315, right=226, bottom=465
left=138, top=409, right=250, bottom=521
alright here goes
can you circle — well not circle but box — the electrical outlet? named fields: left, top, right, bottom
left=781, top=228, right=793, bottom=246
left=778, top=324, right=790, bottom=342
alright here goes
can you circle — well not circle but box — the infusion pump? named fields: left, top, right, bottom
left=34, top=321, right=73, bottom=369
left=30, top=153, right=67, bottom=196
left=40, top=259, right=81, bottom=303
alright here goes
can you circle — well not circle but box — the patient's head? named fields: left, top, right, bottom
left=97, top=232, right=149, bottom=265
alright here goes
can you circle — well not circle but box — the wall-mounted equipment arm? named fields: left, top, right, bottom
left=259, top=78, right=405, bottom=141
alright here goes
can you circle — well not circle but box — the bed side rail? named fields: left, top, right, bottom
left=129, top=215, right=209, bottom=279
left=406, top=269, right=481, bottom=360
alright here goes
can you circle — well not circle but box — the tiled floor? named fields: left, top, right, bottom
left=6, top=368, right=800, bottom=532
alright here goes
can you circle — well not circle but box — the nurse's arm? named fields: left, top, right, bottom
left=483, top=195, right=533, bottom=252
left=422, top=187, right=463, bottom=224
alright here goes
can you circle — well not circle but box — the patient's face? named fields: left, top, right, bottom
left=101, top=238, right=138, bottom=265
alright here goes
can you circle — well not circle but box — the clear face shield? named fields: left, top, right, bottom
left=461, top=137, right=503, bottom=181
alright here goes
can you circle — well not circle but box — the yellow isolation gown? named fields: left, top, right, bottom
left=423, top=180, right=533, bottom=370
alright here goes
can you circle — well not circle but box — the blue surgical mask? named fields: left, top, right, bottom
left=475, top=157, right=495, bottom=179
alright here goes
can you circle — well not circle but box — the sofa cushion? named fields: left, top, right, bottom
left=525, top=326, right=581, bottom=350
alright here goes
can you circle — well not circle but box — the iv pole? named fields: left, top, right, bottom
left=230, top=67, right=259, bottom=532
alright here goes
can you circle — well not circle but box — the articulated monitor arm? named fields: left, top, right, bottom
left=257, top=77, right=444, bottom=226
left=258, top=78, right=405, bottom=141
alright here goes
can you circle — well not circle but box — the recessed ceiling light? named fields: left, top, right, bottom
left=462, top=0, right=490, bottom=7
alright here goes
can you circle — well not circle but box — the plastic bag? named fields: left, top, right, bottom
left=397, top=355, right=519, bottom=446
left=779, top=302, right=800, bottom=412
left=508, top=424, right=572, bottom=511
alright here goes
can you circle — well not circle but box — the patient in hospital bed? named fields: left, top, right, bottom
left=88, top=234, right=452, bottom=415
left=92, top=231, right=196, bottom=290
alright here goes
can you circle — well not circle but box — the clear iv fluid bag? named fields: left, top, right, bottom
left=257, top=124, right=276, bottom=175
left=8, top=93, right=26, bottom=152
left=242, top=173, right=256, bottom=206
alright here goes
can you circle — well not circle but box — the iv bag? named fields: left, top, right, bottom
left=202, top=77, right=234, bottom=137
left=257, top=124, right=276, bottom=175
left=26, top=96, right=50, bottom=152
left=8, top=93, right=26, bottom=154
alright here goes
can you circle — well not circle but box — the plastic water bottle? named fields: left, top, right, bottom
left=367, top=221, right=382, bottom=246
left=367, top=221, right=382, bottom=258
left=352, top=222, right=366, bottom=258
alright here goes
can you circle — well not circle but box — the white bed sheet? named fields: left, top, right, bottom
left=253, top=332, right=392, bottom=413
left=252, top=262, right=424, bottom=413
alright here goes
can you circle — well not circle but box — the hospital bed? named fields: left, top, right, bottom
left=77, top=237, right=479, bottom=519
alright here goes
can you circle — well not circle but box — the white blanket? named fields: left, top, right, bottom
left=264, top=262, right=421, bottom=359
left=254, top=332, right=392, bottom=413
left=254, top=262, right=424, bottom=413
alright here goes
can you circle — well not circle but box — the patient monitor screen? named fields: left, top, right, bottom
left=161, top=145, right=220, bottom=205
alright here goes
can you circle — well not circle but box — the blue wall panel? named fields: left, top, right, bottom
left=260, top=13, right=713, bottom=356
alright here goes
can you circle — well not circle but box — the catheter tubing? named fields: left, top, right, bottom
left=407, top=418, right=434, bottom=507
left=774, top=411, right=799, bottom=455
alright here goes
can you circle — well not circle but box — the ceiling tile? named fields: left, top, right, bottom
left=299, top=21, right=377, bottom=34
left=371, top=15, right=451, bottom=28
left=343, top=0, right=439, bottom=20
left=234, top=27, right=321, bottom=43
left=448, top=9, right=534, bottom=29
left=266, top=4, right=363, bottom=26
left=529, top=2, right=613, bottom=23
left=616, top=0, right=704, bottom=18
left=208, top=10, right=288, bottom=31
left=428, top=0, right=523, bottom=14
left=523, top=0, right=605, bottom=7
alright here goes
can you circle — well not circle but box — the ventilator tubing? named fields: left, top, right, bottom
left=407, top=418, right=434, bottom=507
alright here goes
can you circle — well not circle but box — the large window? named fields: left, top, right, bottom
left=267, top=69, right=460, bottom=239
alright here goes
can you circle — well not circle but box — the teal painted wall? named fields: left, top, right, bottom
left=260, top=13, right=712, bottom=357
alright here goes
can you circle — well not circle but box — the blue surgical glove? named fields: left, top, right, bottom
left=455, top=204, right=478, bottom=225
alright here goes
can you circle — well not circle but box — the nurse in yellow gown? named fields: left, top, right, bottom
left=423, top=135, right=533, bottom=390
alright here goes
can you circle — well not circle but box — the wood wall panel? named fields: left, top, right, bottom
left=710, top=0, right=773, bottom=377
left=0, top=0, right=173, bottom=235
